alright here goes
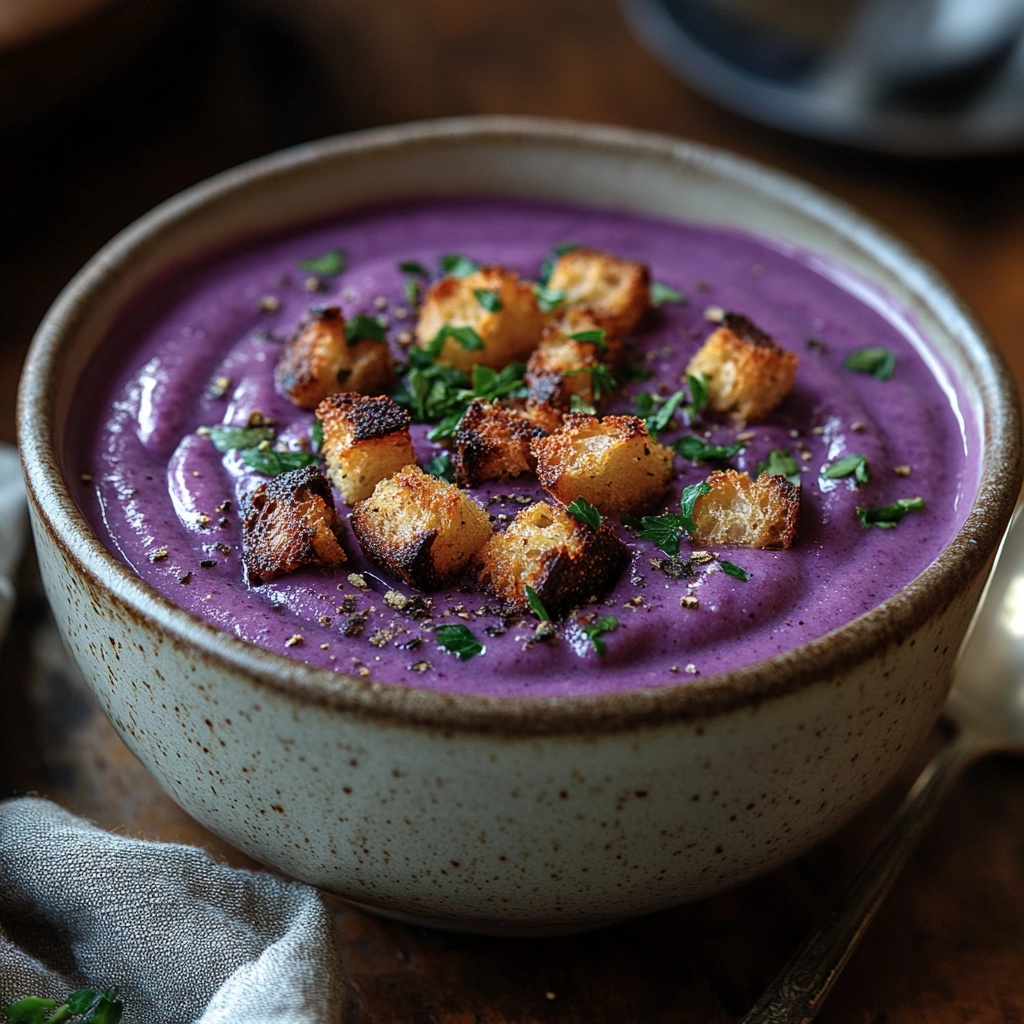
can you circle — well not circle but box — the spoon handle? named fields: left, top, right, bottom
left=741, top=729, right=987, bottom=1024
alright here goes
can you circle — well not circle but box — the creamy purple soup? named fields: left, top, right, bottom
left=69, top=196, right=975, bottom=697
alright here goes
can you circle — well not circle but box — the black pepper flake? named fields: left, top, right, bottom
left=806, top=337, right=827, bottom=354
left=178, top=572, right=193, bottom=585
left=339, top=595, right=358, bottom=613
left=651, top=556, right=694, bottom=580
left=394, top=637, right=423, bottom=651
left=199, top=559, right=217, bottom=568
left=342, top=611, right=370, bottom=637
left=216, top=500, right=233, bottom=512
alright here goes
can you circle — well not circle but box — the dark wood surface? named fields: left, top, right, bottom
left=3, top=1, right=1024, bottom=1020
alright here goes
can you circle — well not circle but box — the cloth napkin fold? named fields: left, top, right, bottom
left=0, top=450, right=345, bottom=1022
left=0, top=797, right=344, bottom=1024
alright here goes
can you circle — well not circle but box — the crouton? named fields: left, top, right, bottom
left=545, top=247, right=651, bottom=336
left=415, top=266, right=547, bottom=372
left=531, top=413, right=674, bottom=515
left=686, top=312, right=798, bottom=425
left=525, top=325, right=613, bottom=410
left=275, top=306, right=395, bottom=409
left=451, top=398, right=547, bottom=487
left=350, top=464, right=493, bottom=590
left=240, top=465, right=348, bottom=585
left=316, top=392, right=416, bottom=504
left=690, top=468, right=799, bottom=549
left=474, top=501, right=628, bottom=618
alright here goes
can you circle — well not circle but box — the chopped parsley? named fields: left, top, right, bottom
left=435, top=623, right=485, bottom=659
left=757, top=448, right=801, bottom=486
left=637, top=480, right=711, bottom=555
left=566, top=496, right=603, bottom=529
left=424, top=453, right=456, bottom=482
left=399, top=260, right=430, bottom=305
left=311, top=417, right=324, bottom=451
left=650, top=281, right=687, bottom=306
left=534, top=285, right=566, bottom=313
left=856, top=496, right=925, bottom=528
left=844, top=347, right=896, bottom=381
left=720, top=560, right=751, bottom=581
left=538, top=242, right=578, bottom=285
left=427, top=323, right=485, bottom=356
left=207, top=424, right=275, bottom=452
left=566, top=328, right=608, bottom=351
left=524, top=585, right=550, bottom=621
left=569, top=394, right=596, bottom=414
left=298, top=249, right=345, bottom=276
left=566, top=363, right=616, bottom=400
left=673, top=435, right=745, bottom=463
left=346, top=314, right=387, bottom=343
left=4, top=987, right=123, bottom=1024
left=581, top=615, right=619, bottom=656
left=439, top=253, right=479, bottom=278
left=241, top=448, right=318, bottom=476
left=473, top=288, right=503, bottom=312
left=822, top=453, right=869, bottom=484
left=398, top=260, right=430, bottom=278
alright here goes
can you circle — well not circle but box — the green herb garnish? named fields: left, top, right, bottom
left=641, top=389, right=685, bottom=436
left=637, top=480, right=712, bottom=555
left=439, top=253, right=480, bottom=278
left=473, top=288, right=503, bottom=312
left=856, top=496, right=925, bottom=529
left=720, top=560, right=751, bottom=581
left=757, top=448, right=801, bottom=486
left=311, top=417, right=324, bottom=452
left=399, top=261, right=430, bottom=305
left=346, top=314, right=387, bottom=344
left=298, top=249, right=345, bottom=276
left=424, top=453, right=456, bottom=482
left=207, top=424, right=275, bottom=452
left=821, top=453, right=870, bottom=484
left=844, top=347, right=896, bottom=381
left=566, top=328, right=608, bottom=351
left=566, top=496, right=603, bottom=529
left=673, top=435, right=745, bottom=463
left=435, top=623, right=485, bottom=660
left=581, top=615, right=619, bottom=656
left=650, top=281, right=687, bottom=306
left=538, top=242, right=579, bottom=285
left=534, top=285, right=567, bottom=313
left=525, top=585, right=550, bottom=621
left=241, top=448, right=318, bottom=476
left=565, top=363, right=617, bottom=400
left=428, top=323, right=485, bottom=356
left=4, top=987, right=123, bottom=1024
left=569, top=395, right=596, bottom=414
left=398, top=260, right=430, bottom=278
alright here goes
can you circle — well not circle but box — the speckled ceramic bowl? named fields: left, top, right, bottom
left=18, top=117, right=1022, bottom=935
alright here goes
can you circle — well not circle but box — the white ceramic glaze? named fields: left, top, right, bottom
left=18, top=117, right=1022, bottom=935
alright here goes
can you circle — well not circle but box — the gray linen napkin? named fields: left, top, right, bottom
left=0, top=448, right=345, bottom=1022
left=0, top=797, right=344, bottom=1023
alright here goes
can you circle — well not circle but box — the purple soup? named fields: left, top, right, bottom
left=68, top=196, right=975, bottom=697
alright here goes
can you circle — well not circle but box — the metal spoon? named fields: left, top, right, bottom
left=742, top=502, right=1024, bottom=1023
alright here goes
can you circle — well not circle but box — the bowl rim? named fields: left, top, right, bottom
left=17, top=114, right=1023, bottom=736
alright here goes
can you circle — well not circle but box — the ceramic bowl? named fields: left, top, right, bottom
left=18, top=117, right=1022, bottom=935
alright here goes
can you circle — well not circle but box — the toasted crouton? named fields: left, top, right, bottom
left=545, top=247, right=651, bottom=336
left=275, top=306, right=395, bottom=409
left=240, top=465, right=348, bottom=585
left=690, top=468, right=799, bottom=549
left=350, top=464, right=493, bottom=590
left=415, top=266, right=547, bottom=372
left=474, top=501, right=628, bottom=618
left=452, top=398, right=547, bottom=487
left=316, top=392, right=416, bottom=504
left=686, top=312, right=798, bottom=424
left=525, top=326, right=611, bottom=410
left=531, top=413, right=674, bottom=515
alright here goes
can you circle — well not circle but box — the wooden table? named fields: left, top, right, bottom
left=3, top=1, right=1023, bottom=1019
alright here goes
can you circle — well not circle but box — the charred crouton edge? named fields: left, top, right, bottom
left=525, top=326, right=607, bottom=410
left=475, top=500, right=628, bottom=619
left=275, top=305, right=395, bottom=409
left=240, top=464, right=348, bottom=585
left=690, top=468, right=800, bottom=549
left=545, top=247, right=651, bottom=336
left=317, top=392, right=416, bottom=504
left=452, top=398, right=553, bottom=488
left=350, top=464, right=493, bottom=590
left=532, top=413, right=674, bottom=516
left=415, top=266, right=548, bottom=372
left=686, top=312, right=798, bottom=425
